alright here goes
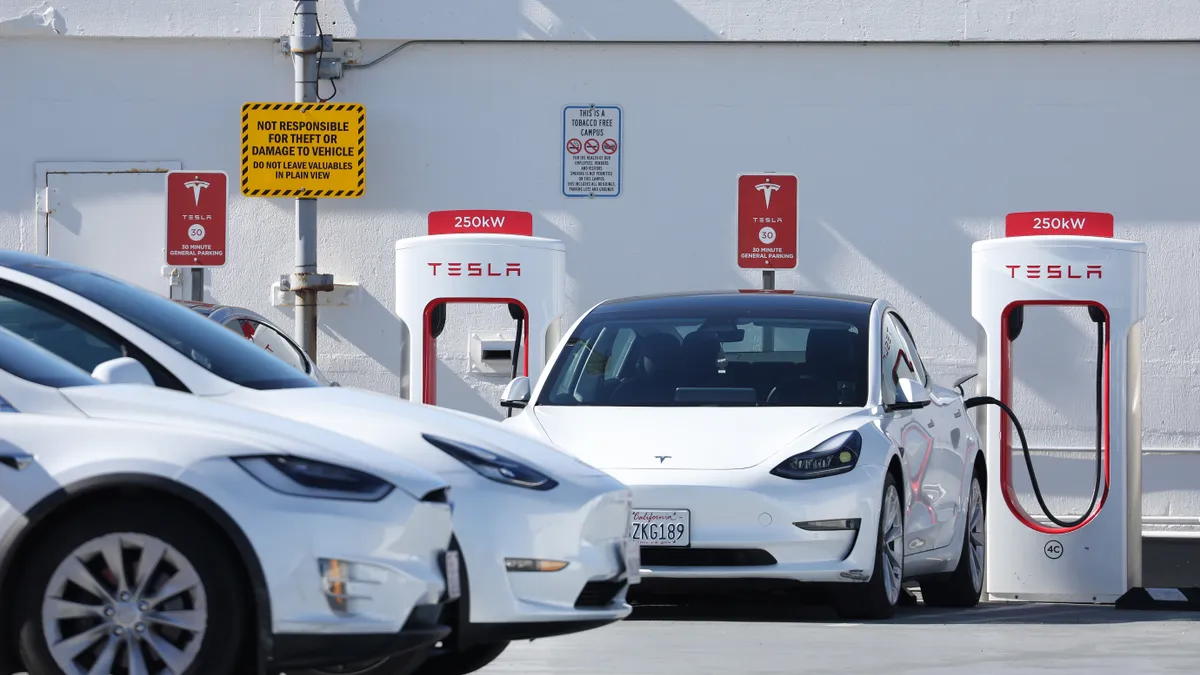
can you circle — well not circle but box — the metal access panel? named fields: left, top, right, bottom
left=37, top=161, right=182, bottom=297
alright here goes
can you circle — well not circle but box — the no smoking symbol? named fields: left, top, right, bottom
left=584, top=138, right=600, bottom=154
left=1044, top=540, right=1063, bottom=559
left=566, top=138, right=582, bottom=155
left=602, top=139, right=618, bottom=154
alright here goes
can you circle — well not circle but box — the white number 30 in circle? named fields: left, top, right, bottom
left=188, top=224, right=206, bottom=242
left=758, top=226, right=777, bottom=244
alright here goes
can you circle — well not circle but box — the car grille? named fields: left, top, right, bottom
left=574, top=580, right=625, bottom=608
left=640, top=547, right=778, bottom=567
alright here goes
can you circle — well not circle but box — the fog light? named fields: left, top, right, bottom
left=505, top=558, right=568, bottom=572
left=319, top=558, right=350, bottom=614
left=319, top=558, right=380, bottom=614
left=793, top=518, right=861, bottom=531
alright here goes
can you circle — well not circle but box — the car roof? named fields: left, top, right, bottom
left=587, top=289, right=878, bottom=317
left=175, top=300, right=220, bottom=316
left=0, top=250, right=81, bottom=272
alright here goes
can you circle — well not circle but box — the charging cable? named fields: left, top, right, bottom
left=960, top=313, right=1105, bottom=529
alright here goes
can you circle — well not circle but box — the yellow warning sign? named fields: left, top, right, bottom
left=240, top=102, right=366, bottom=198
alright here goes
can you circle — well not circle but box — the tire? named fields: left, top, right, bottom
left=833, top=471, right=904, bottom=620
left=920, top=470, right=985, bottom=608
left=412, top=642, right=509, bottom=675
left=13, top=498, right=247, bottom=675
left=290, top=650, right=432, bottom=675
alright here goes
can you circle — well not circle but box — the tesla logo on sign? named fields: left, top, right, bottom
left=427, top=262, right=521, bottom=277
left=755, top=180, right=781, bottom=209
left=1006, top=264, right=1102, bottom=279
left=654, top=455, right=671, bottom=463
left=184, top=178, right=210, bottom=205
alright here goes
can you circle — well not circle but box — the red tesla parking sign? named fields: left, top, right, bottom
left=166, top=171, right=228, bottom=267
left=737, top=174, right=797, bottom=269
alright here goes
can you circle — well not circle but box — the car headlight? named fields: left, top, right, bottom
left=770, top=430, right=862, bottom=480
left=233, top=455, right=395, bottom=502
left=422, top=433, right=558, bottom=491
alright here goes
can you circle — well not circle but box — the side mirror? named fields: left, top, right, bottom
left=952, top=372, right=978, bottom=397
left=91, top=357, right=155, bottom=386
left=500, top=377, right=531, bottom=410
left=887, top=377, right=931, bottom=411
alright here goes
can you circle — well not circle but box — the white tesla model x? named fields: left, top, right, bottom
left=0, top=252, right=636, bottom=675
left=501, top=290, right=987, bottom=619
left=0, top=327, right=457, bottom=675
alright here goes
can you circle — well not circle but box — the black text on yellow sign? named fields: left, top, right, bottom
left=240, top=102, right=366, bottom=198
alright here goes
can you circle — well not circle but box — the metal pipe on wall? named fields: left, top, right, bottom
left=291, top=0, right=321, bottom=359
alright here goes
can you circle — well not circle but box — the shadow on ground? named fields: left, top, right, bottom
left=628, top=590, right=1200, bottom=626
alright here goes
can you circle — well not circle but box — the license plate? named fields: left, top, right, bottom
left=444, top=550, right=462, bottom=601
left=630, top=509, right=690, bottom=547
left=623, top=538, right=642, bottom=584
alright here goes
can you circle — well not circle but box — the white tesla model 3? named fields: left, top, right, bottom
left=501, top=290, right=988, bottom=619
left=0, top=252, right=636, bottom=675
left=0, top=327, right=457, bottom=675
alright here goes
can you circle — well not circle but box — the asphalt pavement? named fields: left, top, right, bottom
left=478, top=597, right=1200, bottom=675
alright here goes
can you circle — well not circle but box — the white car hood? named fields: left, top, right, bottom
left=58, top=384, right=450, bottom=499
left=213, top=386, right=612, bottom=481
left=528, top=406, right=856, bottom=470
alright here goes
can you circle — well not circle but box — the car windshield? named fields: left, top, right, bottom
left=0, top=326, right=99, bottom=389
left=7, top=261, right=320, bottom=391
left=536, top=305, right=870, bottom=407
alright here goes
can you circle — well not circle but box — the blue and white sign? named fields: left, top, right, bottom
left=562, top=105, right=622, bottom=198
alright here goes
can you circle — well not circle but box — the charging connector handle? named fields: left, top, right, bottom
left=964, top=317, right=1105, bottom=529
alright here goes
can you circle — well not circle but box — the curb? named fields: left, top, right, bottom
left=1115, top=587, right=1200, bottom=611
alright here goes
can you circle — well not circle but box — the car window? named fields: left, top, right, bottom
left=605, top=328, right=636, bottom=379
left=0, top=295, right=125, bottom=367
left=0, top=262, right=320, bottom=391
left=536, top=306, right=869, bottom=407
left=0, top=288, right=187, bottom=390
left=228, top=319, right=310, bottom=375
left=0, top=326, right=100, bottom=389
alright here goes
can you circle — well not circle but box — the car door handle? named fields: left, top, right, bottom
left=0, top=452, right=35, bottom=471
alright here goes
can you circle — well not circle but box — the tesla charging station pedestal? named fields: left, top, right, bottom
left=972, top=217, right=1147, bottom=604
left=395, top=230, right=566, bottom=408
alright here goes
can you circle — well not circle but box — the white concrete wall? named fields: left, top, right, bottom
left=4, top=0, right=1200, bottom=529
left=3, top=0, right=1199, bottom=41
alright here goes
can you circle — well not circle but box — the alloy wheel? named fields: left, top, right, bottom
left=881, top=485, right=904, bottom=605
left=41, top=532, right=208, bottom=675
left=967, top=479, right=985, bottom=592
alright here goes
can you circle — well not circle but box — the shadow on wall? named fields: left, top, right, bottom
left=435, top=359, right=505, bottom=420
left=788, top=107, right=1101, bottom=404
left=308, top=288, right=406, bottom=377
left=341, top=0, right=716, bottom=40
left=309, top=287, right=507, bottom=417
left=47, top=199, right=82, bottom=236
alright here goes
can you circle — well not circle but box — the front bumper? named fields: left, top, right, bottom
left=609, top=464, right=885, bottom=583
left=443, top=468, right=634, bottom=631
left=270, top=605, right=452, bottom=671
left=179, top=458, right=455, bottom=648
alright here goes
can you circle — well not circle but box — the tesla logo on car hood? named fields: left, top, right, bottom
left=654, top=455, right=671, bottom=463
